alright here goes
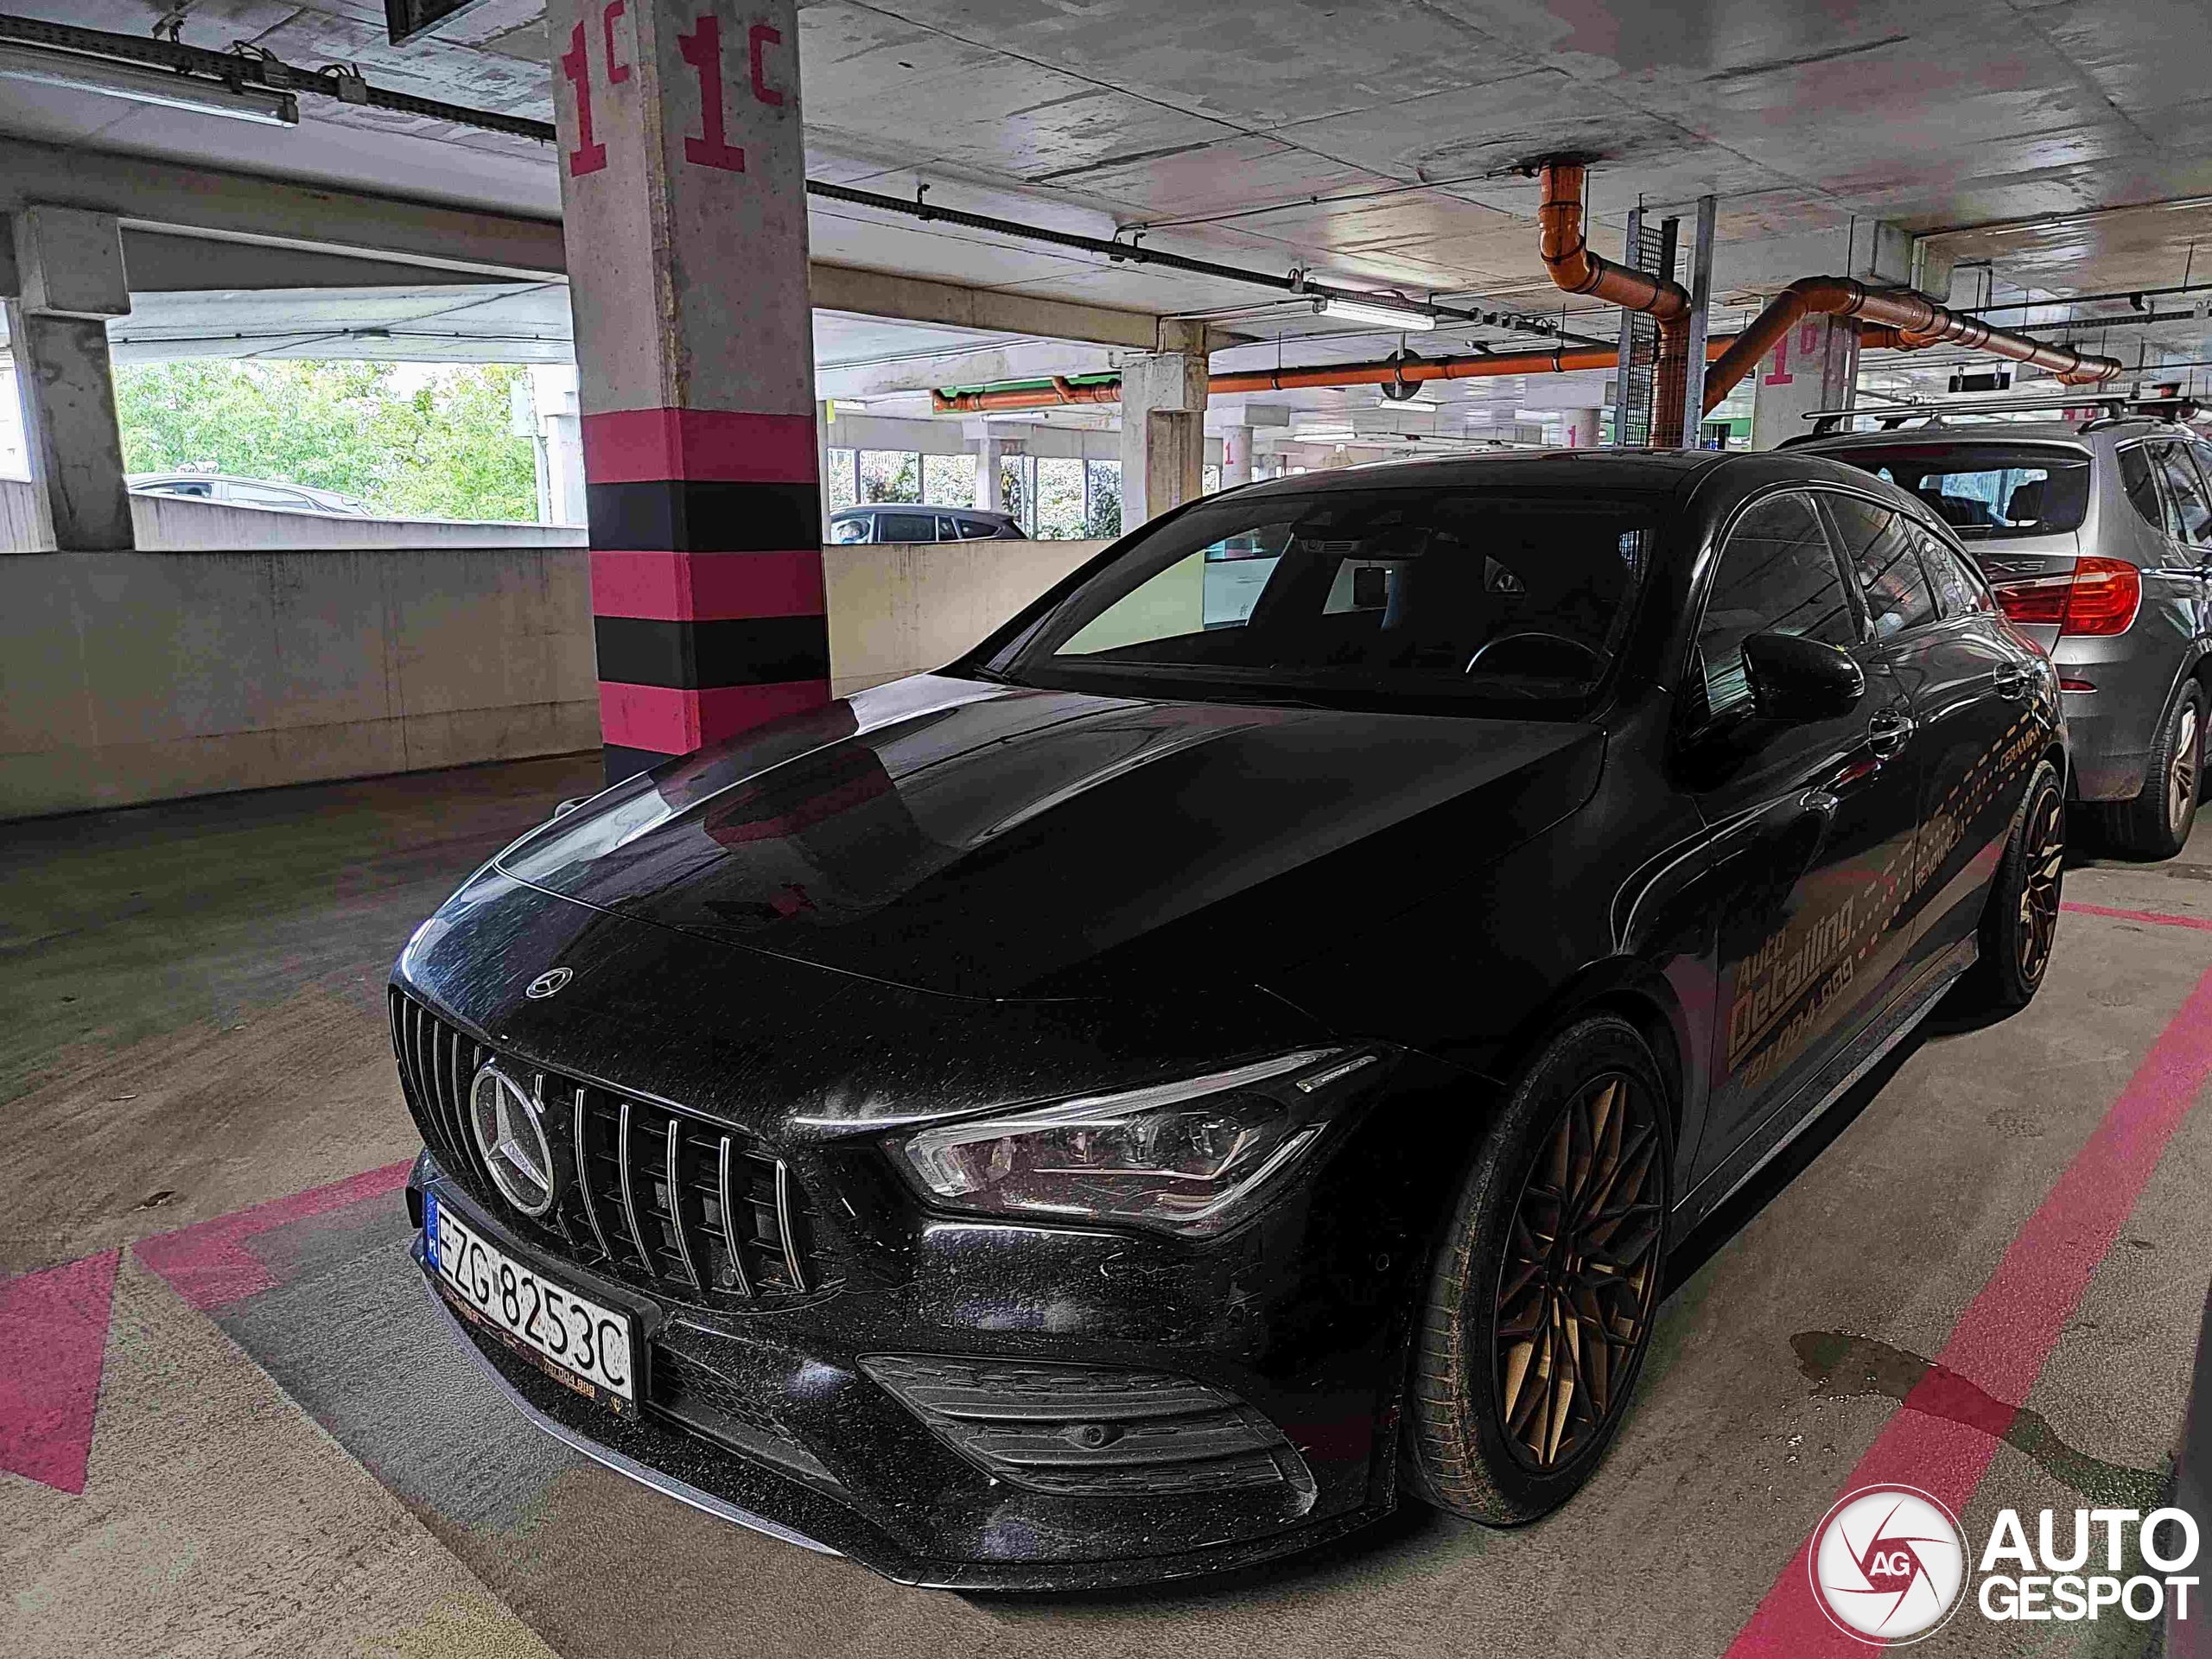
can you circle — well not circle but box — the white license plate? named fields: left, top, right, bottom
left=426, top=1192, right=636, bottom=1407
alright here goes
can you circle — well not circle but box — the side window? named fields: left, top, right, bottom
left=877, top=512, right=937, bottom=543
left=936, top=515, right=963, bottom=542
left=2152, top=442, right=2212, bottom=547
left=830, top=515, right=873, bottom=543
left=2119, top=445, right=2167, bottom=536
left=1916, top=529, right=1993, bottom=616
left=1697, top=492, right=1859, bottom=723
left=956, top=518, right=998, bottom=539
left=1824, top=493, right=1937, bottom=639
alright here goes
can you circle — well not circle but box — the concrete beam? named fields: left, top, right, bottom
left=0, top=141, right=1176, bottom=350
left=817, top=336, right=1116, bottom=401
left=0, top=138, right=565, bottom=280
left=117, top=229, right=501, bottom=294
left=810, top=265, right=1160, bottom=351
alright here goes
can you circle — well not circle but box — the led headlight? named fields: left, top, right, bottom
left=893, top=1050, right=1382, bottom=1236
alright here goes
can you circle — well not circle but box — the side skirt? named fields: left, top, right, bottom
left=1672, top=933, right=1978, bottom=1236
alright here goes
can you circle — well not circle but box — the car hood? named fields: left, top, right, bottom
left=494, top=674, right=1602, bottom=1001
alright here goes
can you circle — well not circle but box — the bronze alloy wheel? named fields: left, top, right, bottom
left=2018, top=783, right=2065, bottom=985
left=1493, top=1072, right=1665, bottom=1472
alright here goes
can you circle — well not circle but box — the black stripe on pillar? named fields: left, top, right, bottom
left=587, top=480, right=823, bottom=552
left=593, top=614, right=831, bottom=689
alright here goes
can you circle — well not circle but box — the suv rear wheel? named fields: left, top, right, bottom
left=1403, top=1015, right=1670, bottom=1523
left=2102, top=680, right=2202, bottom=860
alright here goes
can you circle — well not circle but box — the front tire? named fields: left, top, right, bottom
left=1403, top=1015, right=1671, bottom=1524
left=2104, top=681, right=2202, bottom=860
left=1961, top=757, right=2065, bottom=1014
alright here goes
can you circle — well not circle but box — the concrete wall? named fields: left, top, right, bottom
left=0, top=478, right=587, bottom=553
left=1, top=543, right=597, bottom=818
left=825, top=537, right=1105, bottom=698
left=1, top=530, right=1110, bottom=819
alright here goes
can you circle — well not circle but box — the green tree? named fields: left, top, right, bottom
left=114, top=359, right=538, bottom=521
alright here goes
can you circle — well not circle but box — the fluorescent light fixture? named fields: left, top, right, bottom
left=1293, top=424, right=1357, bottom=442
left=1313, top=296, right=1437, bottom=333
left=0, top=45, right=299, bottom=126
left=1377, top=393, right=1440, bottom=410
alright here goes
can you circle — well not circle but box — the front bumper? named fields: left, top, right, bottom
left=408, top=1159, right=1405, bottom=1590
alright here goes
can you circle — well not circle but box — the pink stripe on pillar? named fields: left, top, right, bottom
left=581, top=408, right=818, bottom=484
left=590, top=549, right=827, bottom=621
left=598, top=679, right=834, bottom=755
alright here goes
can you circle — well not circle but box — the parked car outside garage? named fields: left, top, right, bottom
left=392, top=448, right=2064, bottom=1589
left=829, top=505, right=1026, bottom=543
left=128, top=471, right=375, bottom=516
left=1804, top=416, right=2212, bottom=857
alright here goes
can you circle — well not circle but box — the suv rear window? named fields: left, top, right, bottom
left=1822, top=444, right=2091, bottom=539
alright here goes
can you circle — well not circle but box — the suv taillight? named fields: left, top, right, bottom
left=1991, top=556, right=2141, bottom=637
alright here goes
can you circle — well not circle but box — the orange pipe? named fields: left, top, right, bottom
left=934, top=337, right=1742, bottom=412
left=933, top=376, right=1121, bottom=413
left=1536, top=160, right=1694, bottom=447
left=1702, top=276, right=2125, bottom=415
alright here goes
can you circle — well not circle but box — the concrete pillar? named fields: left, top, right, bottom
left=1119, top=320, right=1207, bottom=527
left=550, top=0, right=827, bottom=783
left=1751, top=313, right=1859, bottom=450
left=4, top=207, right=132, bottom=551
left=1220, top=424, right=1254, bottom=486
left=967, top=419, right=1001, bottom=511
left=1560, top=408, right=1604, bottom=449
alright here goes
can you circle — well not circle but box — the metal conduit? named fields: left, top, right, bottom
left=1701, top=276, right=2126, bottom=414
left=1534, top=161, right=1695, bottom=448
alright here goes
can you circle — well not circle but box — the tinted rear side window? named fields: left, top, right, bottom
left=1827, top=444, right=2091, bottom=538
left=1916, top=531, right=1994, bottom=616
left=2120, top=445, right=2165, bottom=535
left=2152, top=442, right=2212, bottom=547
left=1698, top=492, right=1858, bottom=721
left=1824, top=494, right=1937, bottom=638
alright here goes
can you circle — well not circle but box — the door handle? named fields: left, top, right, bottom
left=1866, top=709, right=1916, bottom=756
left=1993, top=662, right=2029, bottom=699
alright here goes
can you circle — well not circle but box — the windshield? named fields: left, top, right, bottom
left=1823, top=443, right=2091, bottom=538
left=990, top=487, right=1659, bottom=715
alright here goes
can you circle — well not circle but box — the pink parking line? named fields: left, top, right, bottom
left=133, top=1160, right=413, bottom=1312
left=2063, top=899, right=2212, bottom=932
left=1721, top=952, right=2212, bottom=1654
left=0, top=1249, right=119, bottom=1495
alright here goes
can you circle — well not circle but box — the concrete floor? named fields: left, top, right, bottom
left=6, top=753, right=2212, bottom=1657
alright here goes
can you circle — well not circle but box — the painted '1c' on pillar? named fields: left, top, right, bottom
left=548, top=0, right=830, bottom=784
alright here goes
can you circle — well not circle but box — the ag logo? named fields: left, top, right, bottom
left=1809, top=1485, right=1968, bottom=1643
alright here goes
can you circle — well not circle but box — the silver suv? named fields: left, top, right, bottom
left=1805, top=417, right=2212, bottom=858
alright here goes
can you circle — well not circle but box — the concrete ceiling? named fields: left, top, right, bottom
left=6, top=0, right=2212, bottom=429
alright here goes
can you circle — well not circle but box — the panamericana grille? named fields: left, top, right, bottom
left=391, top=988, right=840, bottom=1310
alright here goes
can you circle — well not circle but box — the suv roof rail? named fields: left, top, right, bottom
left=1795, top=390, right=2202, bottom=439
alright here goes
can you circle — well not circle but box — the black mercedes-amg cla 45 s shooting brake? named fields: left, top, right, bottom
left=393, top=448, right=2067, bottom=1589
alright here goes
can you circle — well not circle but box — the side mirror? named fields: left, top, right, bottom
left=1742, top=631, right=1865, bottom=721
left=553, top=797, right=586, bottom=819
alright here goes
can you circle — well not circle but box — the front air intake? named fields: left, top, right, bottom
left=861, top=1353, right=1316, bottom=1503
